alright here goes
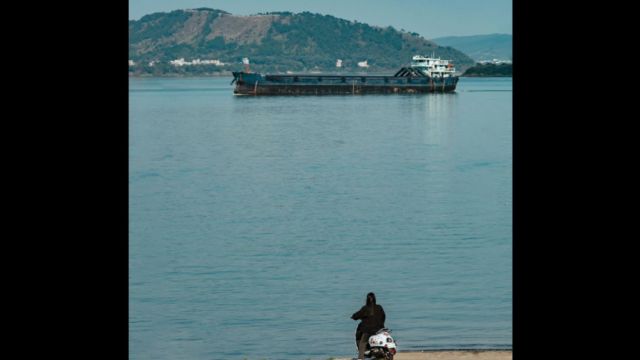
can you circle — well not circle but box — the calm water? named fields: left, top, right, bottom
left=129, top=77, right=512, bottom=360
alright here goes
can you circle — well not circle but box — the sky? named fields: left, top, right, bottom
left=129, top=0, right=511, bottom=39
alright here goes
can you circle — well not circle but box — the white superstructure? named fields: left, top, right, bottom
left=410, top=55, right=456, bottom=77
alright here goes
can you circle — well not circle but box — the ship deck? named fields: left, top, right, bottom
left=231, top=67, right=458, bottom=95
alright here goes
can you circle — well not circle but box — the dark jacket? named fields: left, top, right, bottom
left=351, top=304, right=386, bottom=334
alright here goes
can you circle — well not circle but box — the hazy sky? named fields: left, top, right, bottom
left=129, top=0, right=511, bottom=39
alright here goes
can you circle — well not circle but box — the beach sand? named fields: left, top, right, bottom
left=334, top=350, right=512, bottom=360
left=393, top=350, right=511, bottom=360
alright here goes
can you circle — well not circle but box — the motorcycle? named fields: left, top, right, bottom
left=357, top=328, right=397, bottom=360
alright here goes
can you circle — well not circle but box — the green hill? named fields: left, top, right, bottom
left=431, top=34, right=512, bottom=62
left=462, top=63, right=512, bottom=77
left=129, top=8, right=475, bottom=76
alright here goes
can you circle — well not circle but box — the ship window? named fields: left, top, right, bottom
left=294, top=76, right=299, bottom=82
left=341, top=77, right=346, bottom=83
left=361, top=77, right=366, bottom=82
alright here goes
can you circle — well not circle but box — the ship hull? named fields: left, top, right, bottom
left=232, top=72, right=458, bottom=95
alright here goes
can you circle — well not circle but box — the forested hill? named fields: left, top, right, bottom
left=129, top=8, right=475, bottom=75
left=462, top=63, right=512, bottom=77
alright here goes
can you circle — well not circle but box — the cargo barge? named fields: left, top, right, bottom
left=231, top=55, right=459, bottom=95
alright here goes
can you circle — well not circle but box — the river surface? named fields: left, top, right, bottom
left=129, top=77, right=512, bottom=360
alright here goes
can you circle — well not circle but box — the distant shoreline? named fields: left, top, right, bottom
left=129, top=73, right=512, bottom=79
left=461, top=63, right=512, bottom=77
left=128, top=71, right=412, bottom=78
left=461, top=75, right=512, bottom=77
left=129, top=73, right=233, bottom=78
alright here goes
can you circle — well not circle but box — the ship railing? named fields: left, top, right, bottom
left=257, top=74, right=436, bottom=85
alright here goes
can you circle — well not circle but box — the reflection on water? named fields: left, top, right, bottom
left=399, top=93, right=457, bottom=147
left=424, top=93, right=457, bottom=146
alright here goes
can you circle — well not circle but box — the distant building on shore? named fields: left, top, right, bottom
left=336, top=59, right=342, bottom=68
left=478, top=59, right=512, bottom=65
left=170, top=58, right=226, bottom=66
left=357, top=60, right=369, bottom=68
left=129, top=60, right=136, bottom=66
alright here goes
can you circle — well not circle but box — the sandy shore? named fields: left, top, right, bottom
left=394, top=350, right=511, bottom=360
left=334, top=350, right=512, bottom=360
